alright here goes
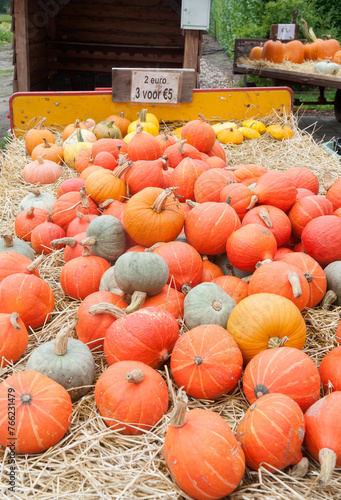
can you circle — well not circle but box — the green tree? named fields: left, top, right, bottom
left=0, top=0, right=10, bottom=14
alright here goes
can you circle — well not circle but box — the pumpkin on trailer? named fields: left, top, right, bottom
left=201, top=255, right=224, bottom=282
left=304, top=392, right=341, bottom=486
left=326, top=177, right=341, bottom=211
left=213, top=275, right=248, bottom=303
left=66, top=208, right=98, bottom=238
left=288, top=195, right=334, bottom=237
left=30, top=215, right=66, bottom=254
left=0, top=370, right=72, bottom=454
left=95, top=360, right=168, bottom=435
left=164, top=389, right=245, bottom=500
left=26, top=320, right=95, bottom=402
left=0, top=312, right=28, bottom=367
left=62, top=118, right=89, bottom=142
left=242, top=205, right=292, bottom=247
left=236, top=393, right=305, bottom=471
left=170, top=324, right=243, bottom=399
left=266, top=123, right=294, bottom=140
left=219, top=182, right=258, bottom=220
left=243, top=347, right=321, bottom=412
left=285, top=166, right=319, bottom=194
left=227, top=293, right=306, bottom=364
left=80, top=215, right=126, bottom=263
left=57, top=178, right=86, bottom=198
left=93, top=120, right=122, bottom=140
left=25, top=117, right=55, bottom=155
left=319, top=346, right=341, bottom=392
left=127, top=124, right=162, bottom=161
left=105, top=111, right=131, bottom=136
left=15, top=206, right=50, bottom=241
left=164, top=139, right=202, bottom=169
left=194, top=168, right=236, bottom=203
left=51, top=189, right=99, bottom=231
left=301, top=215, right=341, bottom=267
left=22, top=156, right=62, bottom=185
left=84, top=160, right=130, bottom=205
left=125, top=157, right=166, bottom=195
left=261, top=39, right=284, bottom=63
left=142, top=285, right=185, bottom=319
left=0, top=234, right=35, bottom=261
left=233, top=163, right=267, bottom=186
left=0, top=251, right=41, bottom=283
left=170, top=156, right=208, bottom=201
left=51, top=233, right=89, bottom=262
left=180, top=114, right=216, bottom=153
left=252, top=170, right=297, bottom=211
left=104, top=306, right=179, bottom=368
left=19, top=188, right=56, bottom=214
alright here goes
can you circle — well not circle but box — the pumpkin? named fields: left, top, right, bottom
left=288, top=195, right=334, bottom=237
left=249, top=45, right=263, bottom=61
left=314, top=61, right=340, bottom=75
left=51, top=189, right=99, bottom=231
left=104, top=306, right=179, bottom=368
left=80, top=215, right=126, bottom=263
left=194, top=168, right=236, bottom=203
left=62, top=119, right=89, bottom=142
left=283, top=40, right=305, bottom=64
left=205, top=155, right=226, bottom=169
left=242, top=205, right=292, bottom=247
left=323, top=261, right=341, bottom=306
left=0, top=370, right=72, bottom=454
left=0, top=251, right=41, bottom=283
left=0, top=234, right=35, bottom=261
left=50, top=233, right=90, bottom=262
left=238, top=126, right=261, bottom=140
left=285, top=166, right=319, bottom=194
left=124, top=187, right=185, bottom=247
left=125, top=157, right=166, bottom=195
left=201, top=255, right=224, bottom=282
left=241, top=119, right=266, bottom=135
left=170, top=324, right=243, bottom=399
left=142, top=284, right=185, bottom=319
left=74, top=149, right=95, bottom=174
left=30, top=215, right=66, bottom=254
left=92, top=138, right=128, bottom=159
left=248, top=261, right=311, bottom=311
left=213, top=275, right=248, bottom=303
left=233, top=163, right=267, bottom=186
left=319, top=346, right=341, bottom=393
left=105, top=111, right=131, bottom=136
left=184, top=200, right=241, bottom=255
left=206, top=140, right=227, bottom=161
left=93, top=151, right=118, bottom=171
left=280, top=252, right=327, bottom=308
left=227, top=293, right=306, bottom=364
left=180, top=114, right=216, bottom=153
left=155, top=132, right=177, bottom=152
left=0, top=273, right=55, bottom=329
left=84, top=161, right=130, bottom=205
left=99, top=265, right=125, bottom=295
left=261, top=39, right=284, bottom=63
left=25, top=117, right=55, bottom=155
left=212, top=119, right=237, bottom=135
left=274, top=247, right=294, bottom=260
left=22, top=156, right=62, bottom=185
left=66, top=208, right=98, bottom=237
left=93, top=120, right=122, bottom=140
left=57, top=178, right=85, bottom=198
left=129, top=109, right=159, bottom=135
left=95, top=360, right=168, bottom=435
left=114, top=251, right=169, bottom=311
left=296, top=187, right=315, bottom=200
left=26, top=320, right=95, bottom=401
left=219, top=182, right=257, bottom=220
left=19, top=188, right=56, bottom=214
left=14, top=207, right=50, bottom=242
left=76, top=290, right=127, bottom=351
left=63, top=128, right=96, bottom=148
left=326, top=177, right=341, bottom=211
left=183, top=282, right=236, bottom=330
left=236, top=393, right=305, bottom=471
left=216, top=127, right=244, bottom=145
left=170, top=157, right=208, bottom=201
left=127, top=124, right=162, bottom=161
left=213, top=253, right=251, bottom=279
left=0, top=312, right=28, bottom=367
left=150, top=241, right=202, bottom=294
left=226, top=223, right=277, bottom=272
left=164, top=139, right=202, bottom=168
left=31, top=138, right=64, bottom=164
left=80, top=164, right=104, bottom=180
left=243, top=347, right=321, bottom=412
left=304, top=392, right=341, bottom=485
left=252, top=170, right=297, bottom=211
left=266, top=123, right=294, bottom=140
left=301, top=215, right=341, bottom=267
left=60, top=246, right=111, bottom=300
left=164, top=389, right=245, bottom=500
left=63, top=141, right=93, bottom=169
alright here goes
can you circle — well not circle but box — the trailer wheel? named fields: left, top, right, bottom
left=335, top=89, right=341, bottom=123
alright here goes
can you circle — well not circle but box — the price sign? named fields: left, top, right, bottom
left=131, top=71, right=180, bottom=103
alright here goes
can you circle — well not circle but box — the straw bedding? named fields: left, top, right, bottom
left=1, top=113, right=341, bottom=500
left=237, top=57, right=341, bottom=78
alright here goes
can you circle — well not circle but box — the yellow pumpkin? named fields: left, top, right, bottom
left=212, top=121, right=237, bottom=135
left=242, top=119, right=267, bottom=135
left=123, top=131, right=137, bottom=144
left=128, top=109, right=159, bottom=136
left=63, top=142, right=93, bottom=169
left=266, top=124, right=294, bottom=140
left=238, top=127, right=261, bottom=140
left=216, top=127, right=244, bottom=145
left=227, top=293, right=306, bottom=364
left=173, top=126, right=183, bottom=139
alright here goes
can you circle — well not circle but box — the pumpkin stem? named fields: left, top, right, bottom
left=113, top=159, right=132, bottom=179
left=51, top=237, right=77, bottom=248
left=26, top=254, right=45, bottom=273
left=1, top=234, right=14, bottom=247
left=288, top=272, right=302, bottom=298
left=98, top=199, right=115, bottom=209
left=255, top=259, right=272, bottom=268
left=36, top=156, right=44, bottom=164
left=301, top=18, right=315, bottom=42
left=194, top=356, right=203, bottom=366
left=80, top=236, right=97, bottom=247
left=145, top=242, right=165, bottom=252
left=74, top=119, right=80, bottom=129
left=21, top=394, right=32, bottom=405
left=88, top=302, right=126, bottom=317
left=124, top=291, right=147, bottom=313
left=54, top=326, right=70, bottom=356
left=76, top=128, right=84, bottom=142
left=41, top=138, right=51, bottom=148
left=258, top=208, right=272, bottom=228
left=212, top=300, right=222, bottom=311
left=268, top=335, right=289, bottom=348
left=27, top=207, right=35, bottom=217
left=125, top=369, right=144, bottom=384
left=76, top=204, right=85, bottom=220
left=225, top=196, right=232, bottom=205
left=322, top=290, right=338, bottom=310
left=318, top=448, right=337, bottom=486
left=151, top=187, right=178, bottom=214
left=180, top=283, right=192, bottom=295
left=323, top=170, right=334, bottom=191
left=31, top=117, right=46, bottom=130
left=291, top=457, right=309, bottom=477
left=170, top=389, right=188, bottom=428
left=79, top=186, right=90, bottom=211
left=304, top=272, right=313, bottom=283
left=185, top=199, right=198, bottom=208
left=81, top=246, right=92, bottom=257
left=177, top=139, right=187, bottom=155
left=27, top=188, right=41, bottom=196
left=326, top=380, right=334, bottom=395
left=10, top=312, right=21, bottom=330
left=246, top=195, right=258, bottom=210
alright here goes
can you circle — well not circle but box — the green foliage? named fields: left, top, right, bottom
left=0, top=0, right=10, bottom=14
left=0, top=20, right=12, bottom=44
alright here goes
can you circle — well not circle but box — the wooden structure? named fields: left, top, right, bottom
left=233, top=38, right=341, bottom=122
left=11, top=0, right=204, bottom=92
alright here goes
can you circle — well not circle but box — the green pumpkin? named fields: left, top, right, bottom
left=184, top=282, right=236, bottom=330
left=19, top=189, right=56, bottom=214
left=81, top=215, right=126, bottom=263
left=324, top=261, right=341, bottom=306
left=26, top=322, right=96, bottom=402
left=0, top=234, right=35, bottom=260
left=93, top=121, right=122, bottom=140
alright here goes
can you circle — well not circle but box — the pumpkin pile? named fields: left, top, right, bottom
left=1, top=109, right=341, bottom=498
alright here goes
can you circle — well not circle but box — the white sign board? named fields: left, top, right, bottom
left=130, top=71, right=180, bottom=104
left=277, top=24, right=296, bottom=40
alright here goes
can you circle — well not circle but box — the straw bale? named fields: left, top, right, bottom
left=0, top=115, right=341, bottom=499
left=237, top=57, right=341, bottom=78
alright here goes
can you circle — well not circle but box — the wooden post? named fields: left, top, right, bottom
left=14, top=0, right=30, bottom=91
left=184, top=29, right=200, bottom=87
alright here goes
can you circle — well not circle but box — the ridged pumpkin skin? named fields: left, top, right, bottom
left=185, top=201, right=241, bottom=255
left=236, top=393, right=305, bottom=471
left=14, top=207, right=50, bottom=242
left=0, top=312, right=28, bottom=367
left=233, top=163, right=267, bottom=186
left=127, top=128, right=162, bottom=161
left=285, top=166, right=319, bottom=194
left=57, top=177, right=86, bottom=197
left=95, top=360, right=169, bottom=435
left=227, top=293, right=306, bottom=364
left=0, top=370, right=72, bottom=454
left=164, top=404, right=245, bottom=500
left=84, top=215, right=126, bottom=263
left=283, top=40, right=305, bottom=63
left=51, top=191, right=99, bottom=231
left=180, top=116, right=216, bottom=153
left=201, top=255, right=224, bottom=282
left=242, top=205, right=292, bottom=247
left=142, top=285, right=185, bottom=319
left=0, top=250, right=40, bottom=283
left=76, top=290, right=128, bottom=351
left=194, top=168, right=236, bottom=203
left=123, top=187, right=185, bottom=247
left=247, top=261, right=310, bottom=311
left=226, top=224, right=277, bottom=272
left=326, top=177, right=341, bottom=211
left=0, top=273, right=55, bottom=330
left=25, top=119, right=55, bottom=155
left=170, top=324, right=243, bottom=399
left=85, top=169, right=127, bottom=205
left=170, top=157, right=208, bottom=201
left=288, top=195, right=334, bottom=237
left=22, top=157, right=62, bottom=185
left=252, top=171, right=297, bottom=212
left=219, top=182, right=256, bottom=220
left=30, top=218, right=66, bottom=254
left=213, top=275, right=249, bottom=303
left=279, top=252, right=327, bottom=308
left=125, top=158, right=165, bottom=195
left=261, top=39, right=284, bottom=63
left=164, top=140, right=202, bottom=169
left=243, top=347, right=321, bottom=412
left=319, top=347, right=341, bottom=392
left=104, top=307, right=179, bottom=368
left=301, top=215, right=341, bottom=267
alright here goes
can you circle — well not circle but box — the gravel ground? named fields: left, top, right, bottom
left=199, top=35, right=241, bottom=89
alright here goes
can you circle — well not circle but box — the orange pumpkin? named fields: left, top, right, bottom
left=283, top=40, right=305, bottom=63
left=170, top=157, right=208, bottom=201
left=285, top=166, right=319, bottom=194
left=51, top=190, right=99, bottom=231
left=242, top=205, right=292, bottom=247
left=180, top=114, right=216, bottom=153
left=261, top=39, right=284, bottom=63
left=233, top=163, right=267, bottom=186
left=14, top=207, right=50, bottom=242
left=194, top=168, right=236, bottom=203
left=249, top=45, right=263, bottom=61
left=219, top=182, right=258, bottom=220
left=84, top=161, right=129, bottom=205
left=213, top=275, right=248, bottom=303
left=252, top=170, right=297, bottom=212
left=142, top=285, right=185, bottom=319
left=288, top=195, right=334, bottom=237
left=25, top=117, right=55, bottom=156
left=30, top=215, right=66, bottom=254
left=62, top=119, right=88, bottom=142
left=127, top=125, right=162, bottom=161
left=201, top=255, right=224, bottom=282
left=31, top=138, right=63, bottom=164
left=22, top=156, right=62, bottom=185
left=105, top=111, right=131, bottom=136
left=0, top=312, right=28, bottom=367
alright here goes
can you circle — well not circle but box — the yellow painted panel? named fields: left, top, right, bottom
left=10, top=88, right=293, bottom=136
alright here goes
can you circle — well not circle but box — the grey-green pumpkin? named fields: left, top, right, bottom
left=81, top=215, right=126, bottom=263
left=324, top=261, right=341, bottom=306
left=26, top=322, right=96, bottom=402
left=0, top=234, right=35, bottom=260
left=19, top=188, right=56, bottom=214
left=184, top=282, right=236, bottom=330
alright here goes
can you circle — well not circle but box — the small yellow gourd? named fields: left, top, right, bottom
left=212, top=120, right=237, bottom=136
left=216, top=127, right=244, bottom=145
left=128, top=109, right=159, bottom=136
left=238, top=127, right=261, bottom=140
left=266, top=124, right=293, bottom=140
left=242, top=119, right=266, bottom=135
